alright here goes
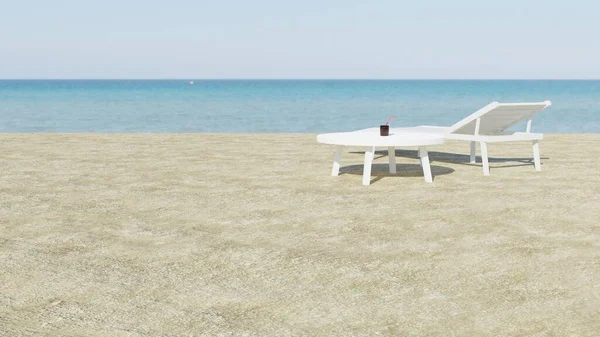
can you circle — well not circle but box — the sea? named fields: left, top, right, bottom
left=1, top=80, right=599, bottom=133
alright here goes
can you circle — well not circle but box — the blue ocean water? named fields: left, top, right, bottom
left=0, top=80, right=599, bottom=133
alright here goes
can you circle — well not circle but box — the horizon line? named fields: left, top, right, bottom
left=2, top=78, right=600, bottom=81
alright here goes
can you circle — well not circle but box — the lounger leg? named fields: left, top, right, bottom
left=388, top=147, right=396, bottom=173
left=532, top=140, right=541, bottom=171
left=331, top=146, right=343, bottom=176
left=417, top=148, right=422, bottom=167
left=470, top=141, right=476, bottom=163
left=363, top=146, right=375, bottom=186
left=419, top=146, right=433, bottom=183
left=480, top=142, right=490, bottom=176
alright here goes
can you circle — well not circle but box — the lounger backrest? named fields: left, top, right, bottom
left=447, top=101, right=552, bottom=135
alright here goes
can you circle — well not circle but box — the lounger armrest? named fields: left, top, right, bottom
left=446, top=132, right=543, bottom=142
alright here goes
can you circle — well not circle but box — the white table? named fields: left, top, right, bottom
left=317, top=128, right=445, bottom=185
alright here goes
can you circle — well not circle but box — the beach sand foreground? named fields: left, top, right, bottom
left=1, top=134, right=599, bottom=336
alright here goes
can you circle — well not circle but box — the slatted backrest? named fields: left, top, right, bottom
left=447, top=101, right=552, bottom=135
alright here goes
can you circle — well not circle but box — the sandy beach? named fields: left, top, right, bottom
left=1, top=133, right=599, bottom=336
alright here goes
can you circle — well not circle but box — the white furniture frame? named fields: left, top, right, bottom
left=317, top=130, right=445, bottom=185
left=363, top=101, right=552, bottom=176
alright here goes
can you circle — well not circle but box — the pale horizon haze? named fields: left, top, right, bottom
left=2, top=0, right=600, bottom=79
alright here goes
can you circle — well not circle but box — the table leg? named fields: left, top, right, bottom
left=331, top=146, right=343, bottom=176
left=363, top=146, right=375, bottom=186
left=388, top=146, right=396, bottom=173
left=419, top=146, right=433, bottom=183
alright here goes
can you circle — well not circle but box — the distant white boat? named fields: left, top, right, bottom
left=189, top=81, right=194, bottom=85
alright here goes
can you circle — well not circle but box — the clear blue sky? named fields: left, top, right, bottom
left=1, top=0, right=599, bottom=79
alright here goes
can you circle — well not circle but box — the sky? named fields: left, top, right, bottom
left=1, top=0, right=600, bottom=79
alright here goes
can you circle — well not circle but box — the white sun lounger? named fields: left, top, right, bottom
left=361, top=101, right=552, bottom=176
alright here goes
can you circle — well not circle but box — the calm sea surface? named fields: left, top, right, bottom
left=0, top=80, right=599, bottom=133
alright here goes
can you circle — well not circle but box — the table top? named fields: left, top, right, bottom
left=317, top=128, right=445, bottom=147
